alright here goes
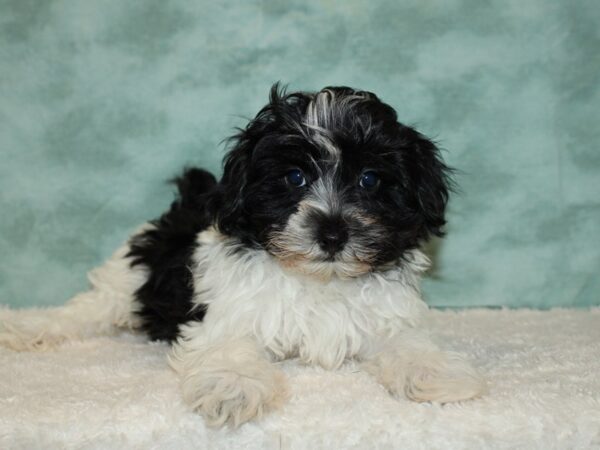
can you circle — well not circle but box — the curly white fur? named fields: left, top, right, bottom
left=169, top=335, right=288, bottom=428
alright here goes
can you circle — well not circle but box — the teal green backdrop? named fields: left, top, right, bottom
left=1, top=0, right=599, bottom=308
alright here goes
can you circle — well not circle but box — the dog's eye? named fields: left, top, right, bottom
left=359, top=171, right=380, bottom=189
left=285, top=169, right=307, bottom=187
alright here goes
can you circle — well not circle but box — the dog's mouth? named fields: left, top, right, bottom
left=266, top=238, right=376, bottom=280
left=277, top=254, right=372, bottom=280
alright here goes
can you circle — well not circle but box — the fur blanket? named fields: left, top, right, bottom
left=1, top=308, right=599, bottom=449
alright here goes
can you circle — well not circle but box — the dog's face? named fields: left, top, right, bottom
left=216, top=85, right=450, bottom=279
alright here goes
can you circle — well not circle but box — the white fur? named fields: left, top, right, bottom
left=168, top=228, right=485, bottom=425
left=169, top=335, right=288, bottom=428
left=303, top=89, right=374, bottom=161
left=188, top=228, right=428, bottom=367
left=0, top=241, right=145, bottom=351
left=361, top=329, right=486, bottom=403
left=304, top=90, right=342, bottom=159
left=0, top=226, right=485, bottom=428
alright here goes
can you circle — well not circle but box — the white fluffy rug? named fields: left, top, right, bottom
left=1, top=308, right=599, bottom=450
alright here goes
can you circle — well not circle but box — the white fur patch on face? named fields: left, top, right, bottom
left=305, top=89, right=336, bottom=130
left=303, top=88, right=373, bottom=161
left=303, top=90, right=341, bottom=161
left=304, top=173, right=342, bottom=215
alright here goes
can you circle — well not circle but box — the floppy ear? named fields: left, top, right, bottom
left=215, top=133, right=253, bottom=236
left=402, top=127, right=452, bottom=240
left=216, top=83, right=294, bottom=237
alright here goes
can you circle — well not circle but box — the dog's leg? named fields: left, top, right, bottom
left=169, top=322, right=288, bottom=428
left=0, top=242, right=146, bottom=351
left=361, top=329, right=486, bottom=403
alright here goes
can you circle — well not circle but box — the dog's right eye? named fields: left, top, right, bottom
left=359, top=170, right=380, bottom=190
left=285, top=169, right=307, bottom=187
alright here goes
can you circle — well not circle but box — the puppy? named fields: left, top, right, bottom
left=0, top=85, right=485, bottom=427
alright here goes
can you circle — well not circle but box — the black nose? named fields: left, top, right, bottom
left=317, top=220, right=348, bottom=257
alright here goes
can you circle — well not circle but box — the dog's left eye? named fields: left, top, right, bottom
left=359, top=171, right=380, bottom=189
left=285, top=169, right=307, bottom=187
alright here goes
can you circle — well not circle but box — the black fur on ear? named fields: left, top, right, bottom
left=400, top=125, right=453, bottom=240
left=216, top=83, right=308, bottom=241
left=215, top=130, right=253, bottom=238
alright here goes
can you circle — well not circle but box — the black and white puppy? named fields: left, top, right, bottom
left=0, top=85, right=485, bottom=427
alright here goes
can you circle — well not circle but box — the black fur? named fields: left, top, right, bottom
left=128, top=84, right=451, bottom=341
left=127, top=168, right=216, bottom=341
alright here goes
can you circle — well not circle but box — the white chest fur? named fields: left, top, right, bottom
left=190, top=229, right=430, bottom=369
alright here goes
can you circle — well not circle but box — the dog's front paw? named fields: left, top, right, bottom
left=404, top=352, right=486, bottom=403
left=181, top=364, right=288, bottom=428
left=364, top=350, right=486, bottom=404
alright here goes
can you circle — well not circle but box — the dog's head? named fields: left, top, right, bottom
left=216, top=84, right=451, bottom=279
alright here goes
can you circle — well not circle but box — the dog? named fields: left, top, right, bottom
left=0, top=85, right=485, bottom=427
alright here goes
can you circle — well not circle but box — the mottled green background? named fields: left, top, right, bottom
left=1, top=0, right=599, bottom=308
